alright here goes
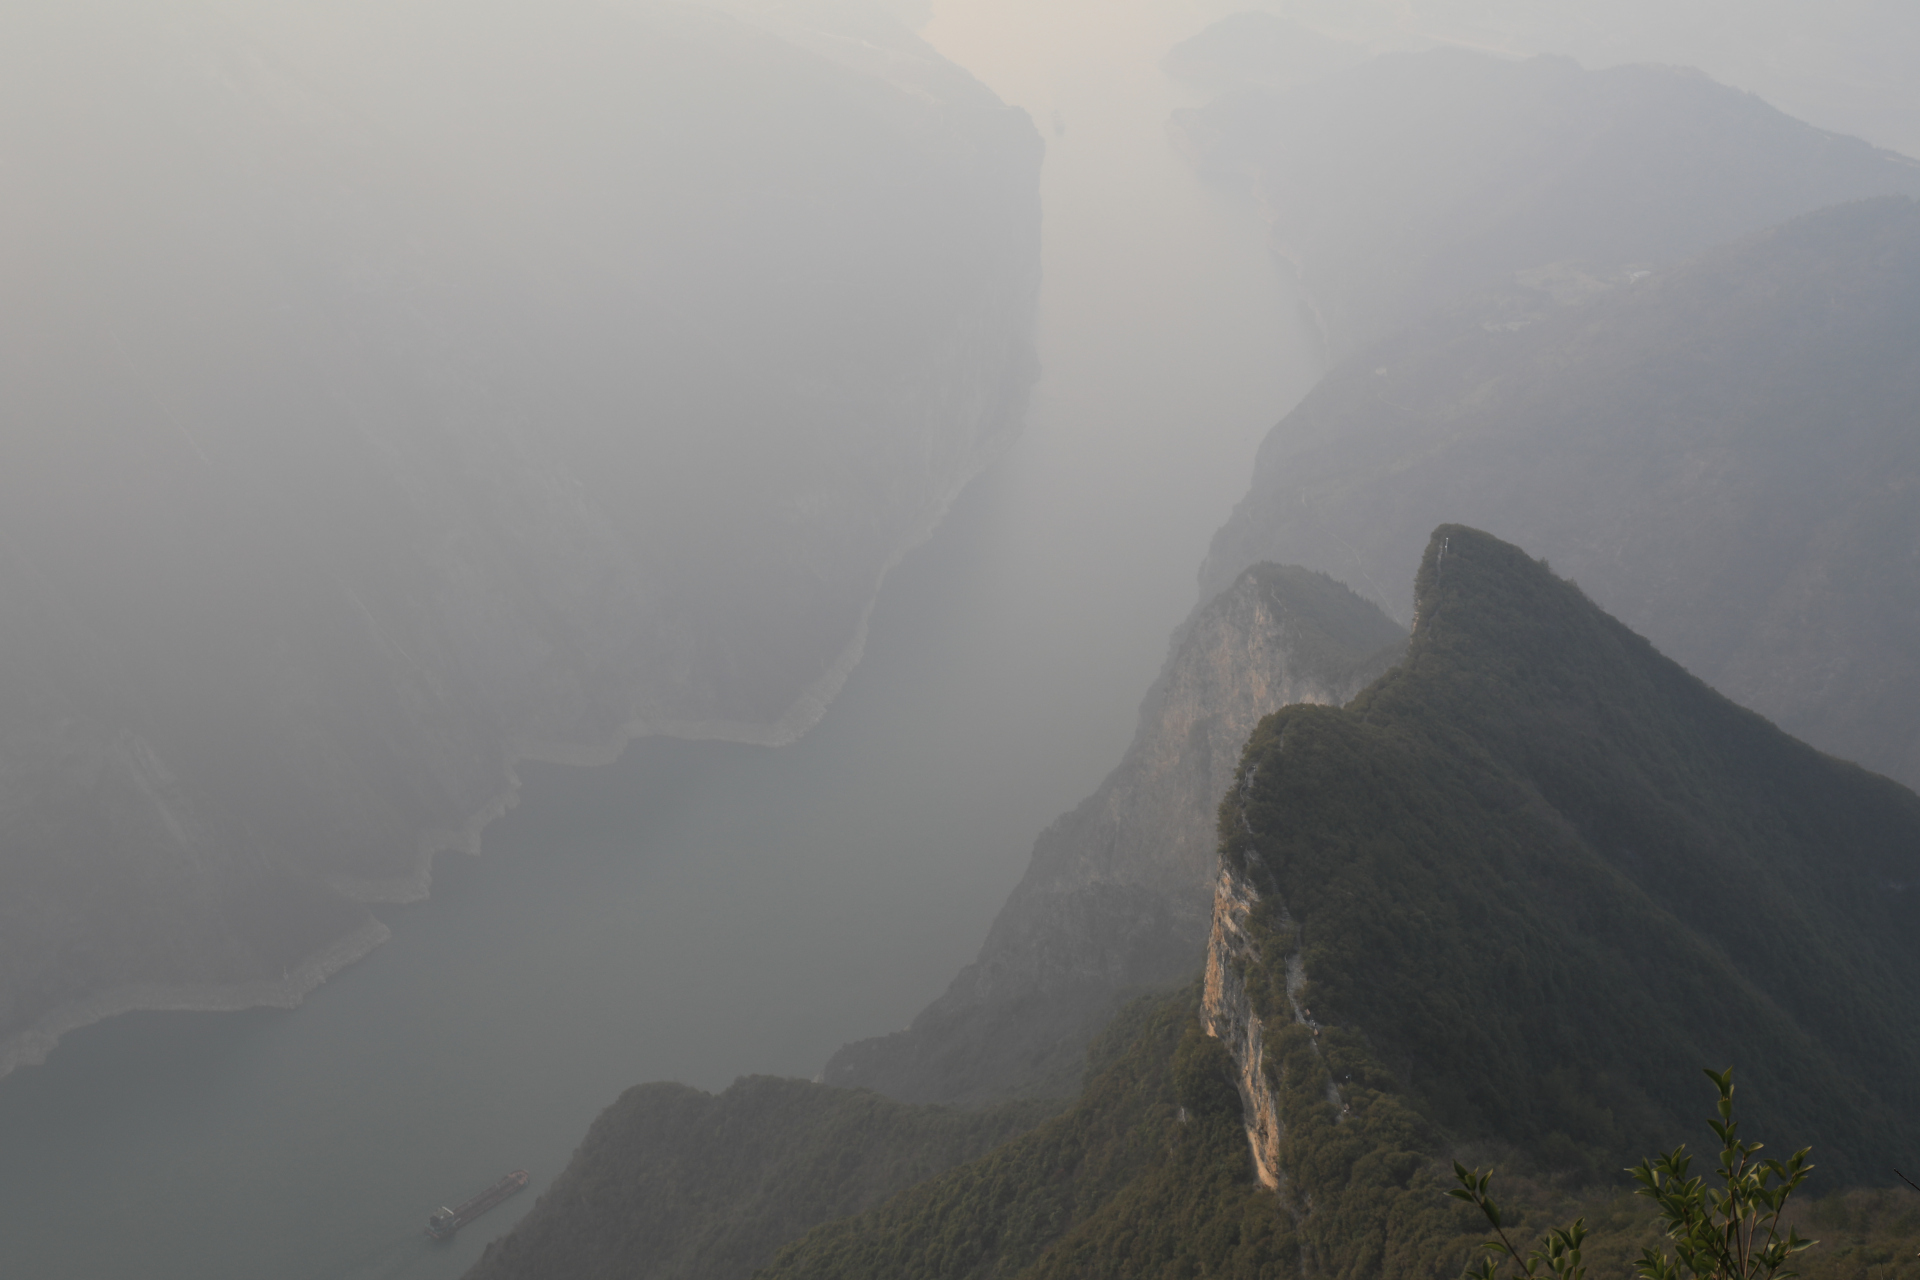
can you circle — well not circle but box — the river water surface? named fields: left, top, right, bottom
left=0, top=3, right=1318, bottom=1276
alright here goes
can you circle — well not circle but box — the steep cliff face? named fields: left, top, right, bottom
left=1199, top=859, right=1284, bottom=1192
left=824, top=564, right=1403, bottom=1105
left=1202, top=197, right=1920, bottom=791
left=779, top=521, right=1920, bottom=1279
left=0, top=0, right=1041, bottom=1076
left=474, top=530, right=1920, bottom=1279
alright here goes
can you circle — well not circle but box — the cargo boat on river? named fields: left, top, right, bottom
left=426, top=1169, right=529, bottom=1240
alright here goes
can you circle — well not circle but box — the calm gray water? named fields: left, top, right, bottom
left=0, top=6, right=1316, bottom=1275
left=0, top=467, right=1175, bottom=1280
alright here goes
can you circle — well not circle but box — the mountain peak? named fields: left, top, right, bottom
left=1224, top=526, right=1920, bottom=1182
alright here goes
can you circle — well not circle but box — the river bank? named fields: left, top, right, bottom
left=0, top=384, right=1027, bottom=1087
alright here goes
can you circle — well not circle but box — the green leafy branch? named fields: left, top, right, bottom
left=1629, top=1068, right=1814, bottom=1280
left=1449, top=1162, right=1589, bottom=1280
left=1451, top=1068, right=1816, bottom=1280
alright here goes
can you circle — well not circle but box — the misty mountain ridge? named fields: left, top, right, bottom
left=1160, top=12, right=1371, bottom=94
left=724, top=137, right=1920, bottom=1269
left=0, top=0, right=1041, bottom=1077
left=5, top=5, right=1919, bottom=1277
left=1172, top=46, right=1920, bottom=359
left=710, top=526, right=1920, bottom=1279
left=1215, top=527, right=1920, bottom=1179
left=1265, top=0, right=1920, bottom=158
left=1204, top=195, right=1920, bottom=792
left=819, top=90, right=1920, bottom=1113
left=824, top=564, right=1405, bottom=1106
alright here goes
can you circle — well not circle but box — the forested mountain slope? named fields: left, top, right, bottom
left=1172, top=49, right=1920, bottom=358
left=824, top=565, right=1404, bottom=1106
left=0, top=0, right=1040, bottom=1077
left=765, top=991, right=1294, bottom=1280
left=757, top=527, right=1920, bottom=1279
left=462, top=1076, right=1053, bottom=1280
left=458, top=565, right=1401, bottom=1277
left=1203, top=197, right=1920, bottom=791
left=1213, top=526, right=1920, bottom=1186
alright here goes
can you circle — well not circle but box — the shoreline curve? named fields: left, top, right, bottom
left=0, top=391, right=1025, bottom=1087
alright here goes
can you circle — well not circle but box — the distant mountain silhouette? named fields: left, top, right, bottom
left=1173, top=49, right=1920, bottom=358
left=1204, top=197, right=1920, bottom=793
left=751, top=526, right=1920, bottom=1279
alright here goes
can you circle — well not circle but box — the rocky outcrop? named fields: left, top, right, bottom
left=0, top=0, right=1041, bottom=1077
left=1199, top=849, right=1352, bottom=1198
left=824, top=564, right=1403, bottom=1105
left=1199, top=858, right=1283, bottom=1190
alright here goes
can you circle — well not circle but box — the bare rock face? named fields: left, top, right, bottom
left=824, top=564, right=1403, bottom=1105
left=0, top=0, right=1041, bottom=1077
left=1199, top=858, right=1284, bottom=1191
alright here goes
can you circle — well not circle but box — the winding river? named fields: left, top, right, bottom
left=0, top=2, right=1318, bottom=1275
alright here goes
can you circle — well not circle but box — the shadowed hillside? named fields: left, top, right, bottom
left=753, top=526, right=1920, bottom=1279
left=462, top=1077, right=1053, bottom=1280
left=1213, top=526, right=1920, bottom=1187
left=1203, top=197, right=1920, bottom=791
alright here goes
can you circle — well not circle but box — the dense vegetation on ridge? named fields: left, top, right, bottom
left=463, top=1076, right=1054, bottom=1280
left=755, top=999, right=1920, bottom=1280
left=762, top=990, right=1298, bottom=1280
left=758, top=986, right=1920, bottom=1280
left=1219, top=525, right=1920, bottom=1183
left=749, top=527, right=1920, bottom=1280
left=465, top=564, right=1412, bottom=1279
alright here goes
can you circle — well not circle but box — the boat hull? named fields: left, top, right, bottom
left=425, top=1169, right=530, bottom=1241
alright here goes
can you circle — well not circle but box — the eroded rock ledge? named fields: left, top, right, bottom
left=1200, top=857, right=1284, bottom=1189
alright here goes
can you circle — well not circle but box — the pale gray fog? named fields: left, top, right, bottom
left=0, top=1, right=1307, bottom=1275
left=2, top=1, right=1918, bottom=1277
